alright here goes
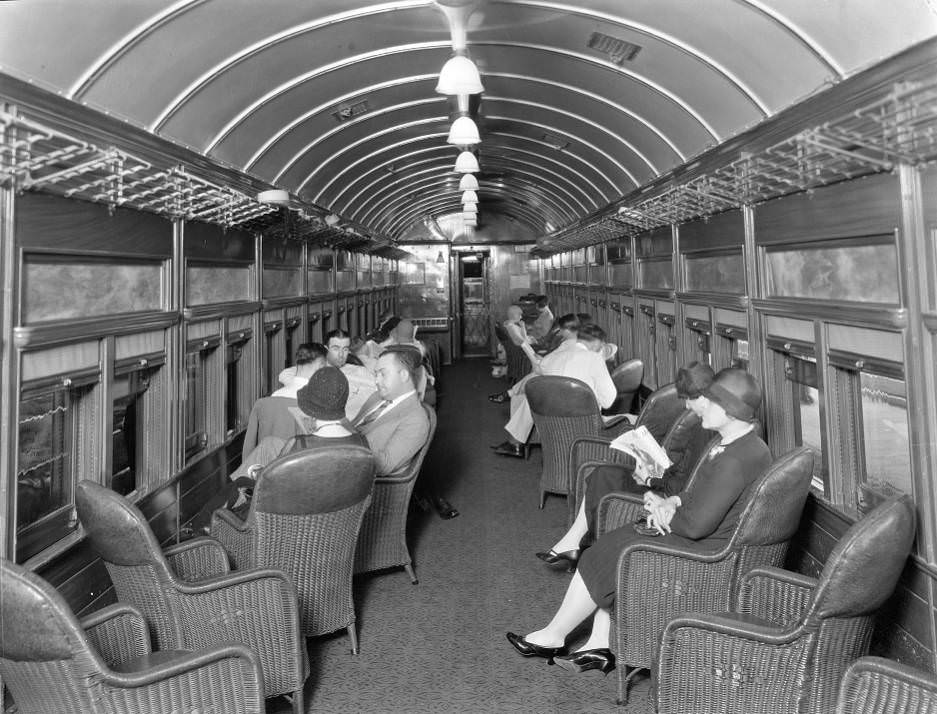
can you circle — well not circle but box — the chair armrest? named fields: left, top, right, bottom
left=210, top=508, right=254, bottom=571
left=81, top=603, right=151, bottom=668
left=601, top=414, right=632, bottom=429
left=837, top=656, right=937, bottom=714
left=737, top=566, right=818, bottom=627
left=174, top=568, right=306, bottom=699
left=568, top=436, right=634, bottom=522
left=164, top=537, right=230, bottom=581
left=655, top=613, right=807, bottom=714
left=602, top=418, right=635, bottom=438
left=596, top=490, right=645, bottom=535
left=99, top=643, right=264, bottom=713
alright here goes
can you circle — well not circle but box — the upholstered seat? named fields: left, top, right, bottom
left=601, top=446, right=815, bottom=705
left=494, top=321, right=532, bottom=383
left=211, top=444, right=376, bottom=653
left=355, top=405, right=437, bottom=583
left=604, top=358, right=644, bottom=415
left=0, top=557, right=264, bottom=714
left=654, top=495, right=916, bottom=714
left=76, top=480, right=306, bottom=712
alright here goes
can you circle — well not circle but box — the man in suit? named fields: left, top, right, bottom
left=352, top=344, right=431, bottom=476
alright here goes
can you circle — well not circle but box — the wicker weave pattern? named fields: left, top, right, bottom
left=163, top=537, right=231, bottom=581
left=656, top=622, right=811, bottom=713
left=100, top=654, right=263, bottom=714
left=255, top=497, right=371, bottom=636
left=568, top=438, right=632, bottom=525
left=618, top=549, right=738, bottom=668
left=106, top=562, right=183, bottom=650
left=737, top=567, right=816, bottom=627
left=808, top=615, right=876, bottom=712
left=80, top=605, right=150, bottom=669
left=210, top=511, right=255, bottom=570
left=836, top=657, right=937, bottom=714
left=174, top=572, right=302, bottom=697
left=534, top=413, right=601, bottom=498
left=355, top=406, right=437, bottom=579
left=596, top=491, right=645, bottom=536
left=1, top=656, right=101, bottom=713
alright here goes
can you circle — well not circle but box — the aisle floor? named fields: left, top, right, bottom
left=279, top=359, right=653, bottom=713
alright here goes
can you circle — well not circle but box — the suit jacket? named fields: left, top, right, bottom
left=354, top=392, right=430, bottom=476
left=242, top=396, right=302, bottom=460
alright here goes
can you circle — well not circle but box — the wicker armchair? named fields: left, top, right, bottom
left=75, top=480, right=307, bottom=712
left=526, top=375, right=634, bottom=509
left=836, top=656, right=937, bottom=714
left=604, top=446, right=814, bottom=704
left=494, top=321, right=533, bottom=383
left=604, top=358, right=644, bottom=416
left=355, top=405, right=437, bottom=583
left=0, top=558, right=264, bottom=714
left=210, top=444, right=376, bottom=653
left=654, top=495, right=916, bottom=714
left=566, top=383, right=688, bottom=524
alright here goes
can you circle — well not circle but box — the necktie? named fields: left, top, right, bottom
left=356, top=399, right=391, bottom=427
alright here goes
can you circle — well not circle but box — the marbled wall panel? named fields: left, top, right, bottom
left=186, top=265, right=250, bottom=305
left=23, top=261, right=162, bottom=323
left=638, top=259, right=674, bottom=289
left=308, top=269, right=333, bottom=295
left=685, top=252, right=745, bottom=293
left=610, top=262, right=633, bottom=289
left=262, top=268, right=302, bottom=298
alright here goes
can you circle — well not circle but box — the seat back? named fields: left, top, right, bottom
left=608, top=358, right=644, bottom=414
left=635, top=383, right=685, bottom=442
left=528, top=376, right=603, bottom=501
left=807, top=495, right=916, bottom=622
left=355, top=406, right=438, bottom=577
left=836, top=656, right=937, bottom=714
left=0, top=559, right=104, bottom=713
left=76, top=480, right=181, bottom=649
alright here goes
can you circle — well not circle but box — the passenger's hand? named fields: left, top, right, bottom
left=647, top=497, right=678, bottom=535
left=633, top=459, right=650, bottom=486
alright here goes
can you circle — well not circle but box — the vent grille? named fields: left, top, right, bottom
left=332, top=100, right=370, bottom=122
left=587, top=32, right=642, bottom=64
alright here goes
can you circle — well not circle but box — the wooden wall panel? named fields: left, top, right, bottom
left=679, top=209, right=744, bottom=252
left=184, top=220, right=254, bottom=262
left=16, top=192, right=173, bottom=257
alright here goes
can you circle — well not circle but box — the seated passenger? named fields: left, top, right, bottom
left=325, top=328, right=378, bottom=420
left=529, top=295, right=554, bottom=342
left=502, top=304, right=539, bottom=364
left=537, top=361, right=715, bottom=567
left=214, top=366, right=367, bottom=519
left=492, top=323, right=616, bottom=458
left=506, top=368, right=771, bottom=674
left=352, top=345, right=431, bottom=476
left=242, top=345, right=327, bottom=459
left=277, top=342, right=327, bottom=391
left=392, top=318, right=428, bottom=358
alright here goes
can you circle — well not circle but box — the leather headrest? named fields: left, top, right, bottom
left=76, top=480, right=167, bottom=568
left=611, top=359, right=644, bottom=392
left=637, top=384, right=685, bottom=441
left=0, top=559, right=84, bottom=661
left=254, top=445, right=376, bottom=514
left=733, top=447, right=814, bottom=546
left=526, top=376, right=599, bottom=417
left=808, top=495, right=916, bottom=620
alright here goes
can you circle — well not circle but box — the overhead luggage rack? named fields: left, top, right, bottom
left=540, top=78, right=937, bottom=254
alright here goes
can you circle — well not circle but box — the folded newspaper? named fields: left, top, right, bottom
left=609, top=425, right=672, bottom=480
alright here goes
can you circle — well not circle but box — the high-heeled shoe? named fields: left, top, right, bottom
left=553, top=648, right=615, bottom=674
left=505, top=632, right=566, bottom=660
left=535, top=548, right=581, bottom=571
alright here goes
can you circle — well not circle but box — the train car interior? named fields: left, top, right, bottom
left=1, top=1, right=937, bottom=712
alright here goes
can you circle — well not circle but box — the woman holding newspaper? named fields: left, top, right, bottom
left=507, top=368, right=772, bottom=674
left=536, top=361, right=715, bottom=568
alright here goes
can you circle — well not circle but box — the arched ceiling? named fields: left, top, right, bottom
left=1, top=0, right=935, bottom=242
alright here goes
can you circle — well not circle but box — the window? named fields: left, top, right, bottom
left=264, top=321, right=283, bottom=395
left=785, top=355, right=824, bottom=493
left=226, top=329, right=253, bottom=436
left=111, top=371, right=147, bottom=496
left=226, top=343, right=242, bottom=434
left=16, top=375, right=98, bottom=562
left=858, top=371, right=912, bottom=509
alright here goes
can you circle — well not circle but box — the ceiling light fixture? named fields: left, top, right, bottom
left=435, top=54, right=484, bottom=95
left=454, top=150, right=479, bottom=173
left=461, top=190, right=478, bottom=203
left=325, top=213, right=341, bottom=226
left=459, top=174, right=479, bottom=191
left=256, top=189, right=290, bottom=205
left=447, top=115, right=480, bottom=145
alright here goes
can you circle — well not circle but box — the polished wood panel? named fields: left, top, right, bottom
left=754, top=172, right=901, bottom=245
left=679, top=209, right=744, bottom=252
left=184, top=220, right=254, bottom=262
left=16, top=192, right=173, bottom=256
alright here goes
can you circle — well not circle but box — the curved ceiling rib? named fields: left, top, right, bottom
left=248, top=71, right=686, bottom=176
left=305, top=109, right=639, bottom=201
left=150, top=1, right=435, bottom=132
left=735, top=0, right=843, bottom=76
left=506, top=0, right=771, bottom=115
left=273, top=94, right=654, bottom=193
left=337, top=143, right=607, bottom=217
left=67, top=0, right=208, bottom=99
left=355, top=163, right=585, bottom=226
